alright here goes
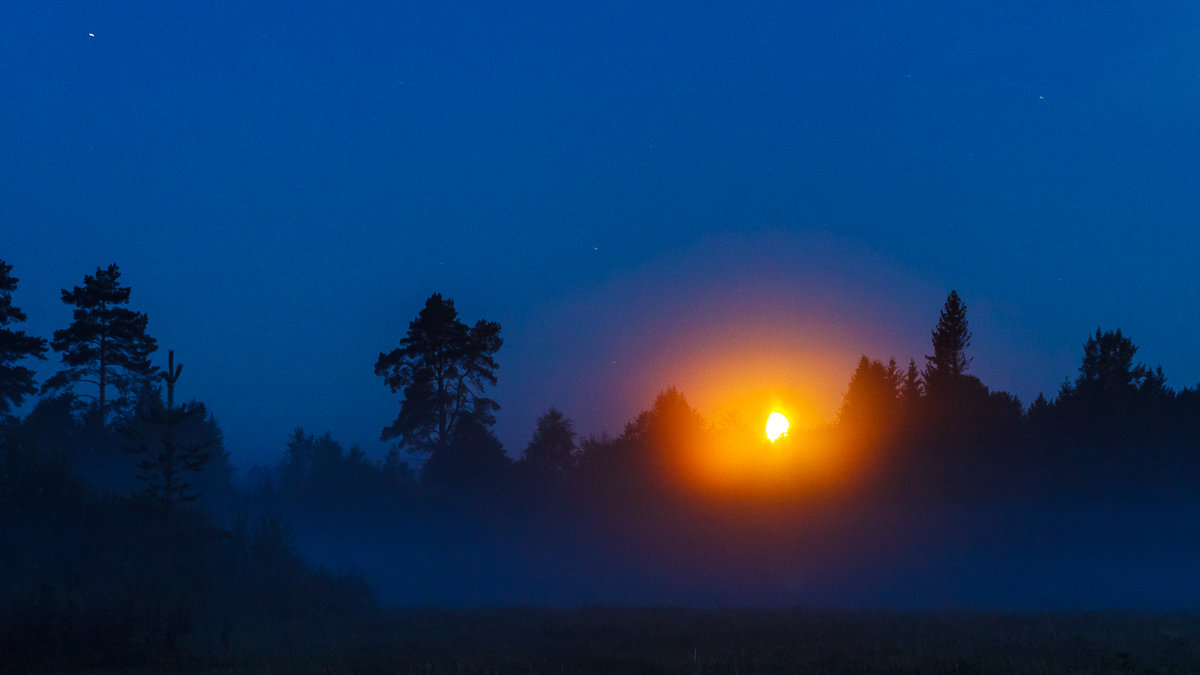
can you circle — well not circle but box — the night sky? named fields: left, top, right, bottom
left=5, top=2, right=1198, bottom=471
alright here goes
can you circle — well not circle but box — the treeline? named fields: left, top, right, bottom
left=6, top=262, right=1197, bottom=513
left=834, top=291, right=1200, bottom=502
left=245, top=289, right=1200, bottom=512
left=0, top=262, right=374, bottom=670
left=3, top=260, right=1200, bottom=666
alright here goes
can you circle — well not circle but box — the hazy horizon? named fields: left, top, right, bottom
left=6, top=1, right=1199, bottom=472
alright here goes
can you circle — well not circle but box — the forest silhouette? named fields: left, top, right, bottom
left=2, top=260, right=1200, bottom=669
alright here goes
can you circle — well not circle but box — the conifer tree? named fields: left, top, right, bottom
left=924, top=290, right=971, bottom=397
left=44, top=264, right=157, bottom=416
left=375, top=293, right=502, bottom=460
left=0, top=260, right=47, bottom=414
left=126, top=350, right=212, bottom=516
left=521, top=407, right=577, bottom=483
left=1076, top=328, right=1144, bottom=397
left=839, top=356, right=901, bottom=430
left=899, top=358, right=923, bottom=406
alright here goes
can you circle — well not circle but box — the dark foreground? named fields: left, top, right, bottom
left=31, top=607, right=1200, bottom=674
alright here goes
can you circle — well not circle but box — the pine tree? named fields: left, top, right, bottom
left=1054, top=328, right=1165, bottom=447
left=374, top=293, right=502, bottom=460
left=1076, top=328, right=1144, bottom=397
left=899, top=358, right=924, bottom=406
left=0, top=260, right=48, bottom=414
left=125, top=351, right=212, bottom=517
left=521, top=407, right=577, bottom=484
left=924, top=290, right=971, bottom=397
left=839, top=356, right=901, bottom=431
left=44, top=264, right=157, bottom=416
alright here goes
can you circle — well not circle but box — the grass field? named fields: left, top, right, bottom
left=48, top=607, right=1200, bottom=674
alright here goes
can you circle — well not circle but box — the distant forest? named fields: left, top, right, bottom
left=2, top=260, right=1199, bottom=670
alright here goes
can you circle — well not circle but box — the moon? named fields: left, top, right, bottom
left=765, top=411, right=789, bottom=442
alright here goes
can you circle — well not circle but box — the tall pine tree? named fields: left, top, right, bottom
left=374, top=293, right=502, bottom=460
left=125, top=350, right=212, bottom=518
left=44, top=264, right=157, bottom=416
left=924, top=290, right=971, bottom=398
left=0, top=260, right=47, bottom=415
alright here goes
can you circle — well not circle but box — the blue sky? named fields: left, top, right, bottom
left=4, top=2, right=1199, bottom=469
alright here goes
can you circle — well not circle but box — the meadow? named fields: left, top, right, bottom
left=36, top=607, right=1200, bottom=674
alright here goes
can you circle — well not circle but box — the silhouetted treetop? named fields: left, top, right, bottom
left=375, top=293, right=502, bottom=459
left=123, top=350, right=212, bottom=517
left=924, top=290, right=971, bottom=396
left=0, top=260, right=48, bottom=415
left=44, top=264, right=157, bottom=417
left=625, top=387, right=705, bottom=442
left=899, top=359, right=923, bottom=407
left=521, top=408, right=577, bottom=484
left=619, top=387, right=707, bottom=483
left=277, top=427, right=385, bottom=503
left=839, top=356, right=901, bottom=435
left=1049, top=328, right=1176, bottom=447
left=1076, top=328, right=1146, bottom=397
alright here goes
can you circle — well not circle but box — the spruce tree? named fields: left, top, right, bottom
left=924, top=290, right=971, bottom=397
left=839, top=356, right=901, bottom=431
left=44, top=264, right=157, bottom=416
left=522, top=408, right=577, bottom=484
left=0, top=260, right=47, bottom=414
left=899, top=358, right=924, bottom=405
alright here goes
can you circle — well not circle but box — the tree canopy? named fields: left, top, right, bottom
left=521, top=408, right=577, bottom=485
left=839, top=356, right=901, bottom=435
left=44, top=264, right=157, bottom=417
left=124, top=350, right=212, bottom=517
left=1076, top=328, right=1145, bottom=397
left=924, top=290, right=971, bottom=397
left=0, top=260, right=47, bottom=415
left=374, top=293, right=502, bottom=460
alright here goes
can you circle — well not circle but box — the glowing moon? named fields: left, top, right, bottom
left=765, top=412, right=789, bottom=442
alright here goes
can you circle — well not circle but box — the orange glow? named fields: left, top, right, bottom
left=605, top=288, right=892, bottom=500
left=765, top=412, right=789, bottom=441
left=633, top=368, right=848, bottom=499
left=616, top=382, right=875, bottom=504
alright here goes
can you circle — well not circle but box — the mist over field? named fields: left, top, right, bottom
left=4, top=266, right=1200, bottom=671
left=5, top=1, right=1200, bottom=670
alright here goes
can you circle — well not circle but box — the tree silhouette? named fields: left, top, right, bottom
left=899, top=358, right=923, bottom=410
left=924, top=290, right=971, bottom=397
left=421, top=402, right=511, bottom=492
left=125, top=351, right=212, bottom=518
left=44, top=264, right=157, bottom=417
left=276, top=428, right=383, bottom=506
left=621, top=387, right=707, bottom=487
left=1076, top=328, right=1145, bottom=397
left=0, top=260, right=48, bottom=415
left=1053, top=328, right=1170, bottom=447
left=520, top=408, right=577, bottom=485
left=279, top=427, right=319, bottom=495
left=839, top=356, right=901, bottom=436
left=374, top=294, right=502, bottom=461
